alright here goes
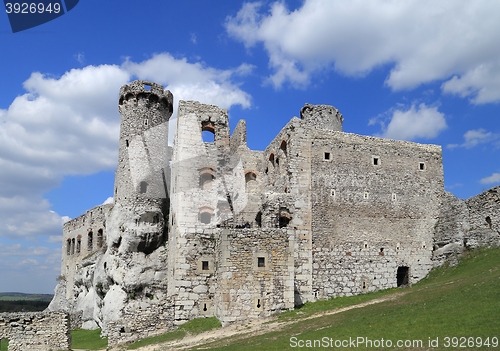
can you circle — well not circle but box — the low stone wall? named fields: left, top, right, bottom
left=106, top=299, right=175, bottom=346
left=0, top=311, right=70, bottom=351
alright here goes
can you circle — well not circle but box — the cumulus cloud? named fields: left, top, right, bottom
left=0, top=54, right=253, bottom=291
left=480, top=173, right=500, bottom=185
left=0, top=53, right=253, bottom=236
left=102, top=197, right=114, bottom=205
left=371, top=103, right=447, bottom=141
left=447, top=129, right=500, bottom=149
left=123, top=53, right=252, bottom=110
left=226, top=0, right=500, bottom=102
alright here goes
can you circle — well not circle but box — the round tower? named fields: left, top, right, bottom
left=300, top=103, right=344, bottom=132
left=114, top=80, right=174, bottom=208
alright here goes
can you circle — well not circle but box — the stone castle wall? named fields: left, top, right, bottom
left=310, top=131, right=442, bottom=295
left=433, top=186, right=500, bottom=265
left=62, top=204, right=112, bottom=299
left=0, top=312, right=70, bottom=351
left=106, top=298, right=174, bottom=346
left=44, top=80, right=500, bottom=348
left=214, top=228, right=295, bottom=325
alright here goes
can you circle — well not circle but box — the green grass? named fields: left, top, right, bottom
left=0, top=339, right=8, bottom=351
left=71, top=328, right=108, bottom=350
left=186, top=247, right=500, bottom=350
left=127, top=316, right=222, bottom=350
left=278, top=287, right=396, bottom=322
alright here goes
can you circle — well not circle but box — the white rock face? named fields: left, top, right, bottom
left=102, top=286, right=127, bottom=323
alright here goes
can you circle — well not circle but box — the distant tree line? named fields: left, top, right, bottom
left=0, top=300, right=49, bottom=312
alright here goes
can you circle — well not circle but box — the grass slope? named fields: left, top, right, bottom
left=188, top=247, right=500, bottom=350
left=71, top=329, right=108, bottom=350
left=127, top=317, right=222, bottom=350
left=0, top=339, right=8, bottom=351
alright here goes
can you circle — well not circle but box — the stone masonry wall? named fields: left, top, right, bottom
left=170, top=228, right=218, bottom=323
left=433, top=186, right=500, bottom=265
left=62, top=204, right=112, bottom=300
left=106, top=299, right=174, bottom=346
left=261, top=118, right=315, bottom=305
left=465, top=186, right=500, bottom=248
left=0, top=312, right=70, bottom=351
left=432, top=191, right=469, bottom=265
left=310, top=131, right=442, bottom=297
left=214, top=228, right=294, bottom=325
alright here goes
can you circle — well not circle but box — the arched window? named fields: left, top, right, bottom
left=88, top=231, right=93, bottom=251
left=199, top=167, right=215, bottom=190
left=269, top=153, right=275, bottom=167
left=71, top=238, right=75, bottom=255
left=279, top=208, right=291, bottom=228
left=67, top=239, right=71, bottom=256
left=245, top=171, right=258, bottom=193
left=202, top=122, right=215, bottom=143
left=97, top=229, right=103, bottom=248
left=198, top=206, right=214, bottom=224
left=267, top=153, right=275, bottom=175
left=76, top=237, right=81, bottom=254
left=280, top=140, right=287, bottom=155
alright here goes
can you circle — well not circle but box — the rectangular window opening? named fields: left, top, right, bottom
left=419, top=162, right=425, bottom=170
left=202, top=261, right=209, bottom=271
left=373, top=157, right=379, bottom=166
left=324, top=152, right=330, bottom=160
left=257, top=257, right=265, bottom=268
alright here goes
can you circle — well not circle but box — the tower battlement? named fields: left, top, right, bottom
left=119, top=80, right=173, bottom=113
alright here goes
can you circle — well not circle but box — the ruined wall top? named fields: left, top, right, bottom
left=300, top=104, right=343, bottom=132
left=177, top=100, right=230, bottom=147
left=63, top=203, right=112, bottom=233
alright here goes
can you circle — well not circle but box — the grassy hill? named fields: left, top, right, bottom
left=185, top=247, right=500, bottom=350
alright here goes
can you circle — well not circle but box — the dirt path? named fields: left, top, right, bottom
left=114, top=292, right=404, bottom=351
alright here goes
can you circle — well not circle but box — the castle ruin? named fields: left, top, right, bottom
left=43, top=80, right=500, bottom=347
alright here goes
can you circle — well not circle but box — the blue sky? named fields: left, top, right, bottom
left=0, top=0, right=499, bottom=293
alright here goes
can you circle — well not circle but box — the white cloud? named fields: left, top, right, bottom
left=102, top=197, right=114, bottom=205
left=447, top=129, right=500, bottom=149
left=373, top=103, right=447, bottom=141
left=123, top=53, right=252, bottom=110
left=480, top=173, right=500, bottom=185
left=0, top=53, right=253, bottom=237
left=227, top=0, right=500, bottom=102
left=442, top=63, right=500, bottom=104
left=0, top=54, right=253, bottom=291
